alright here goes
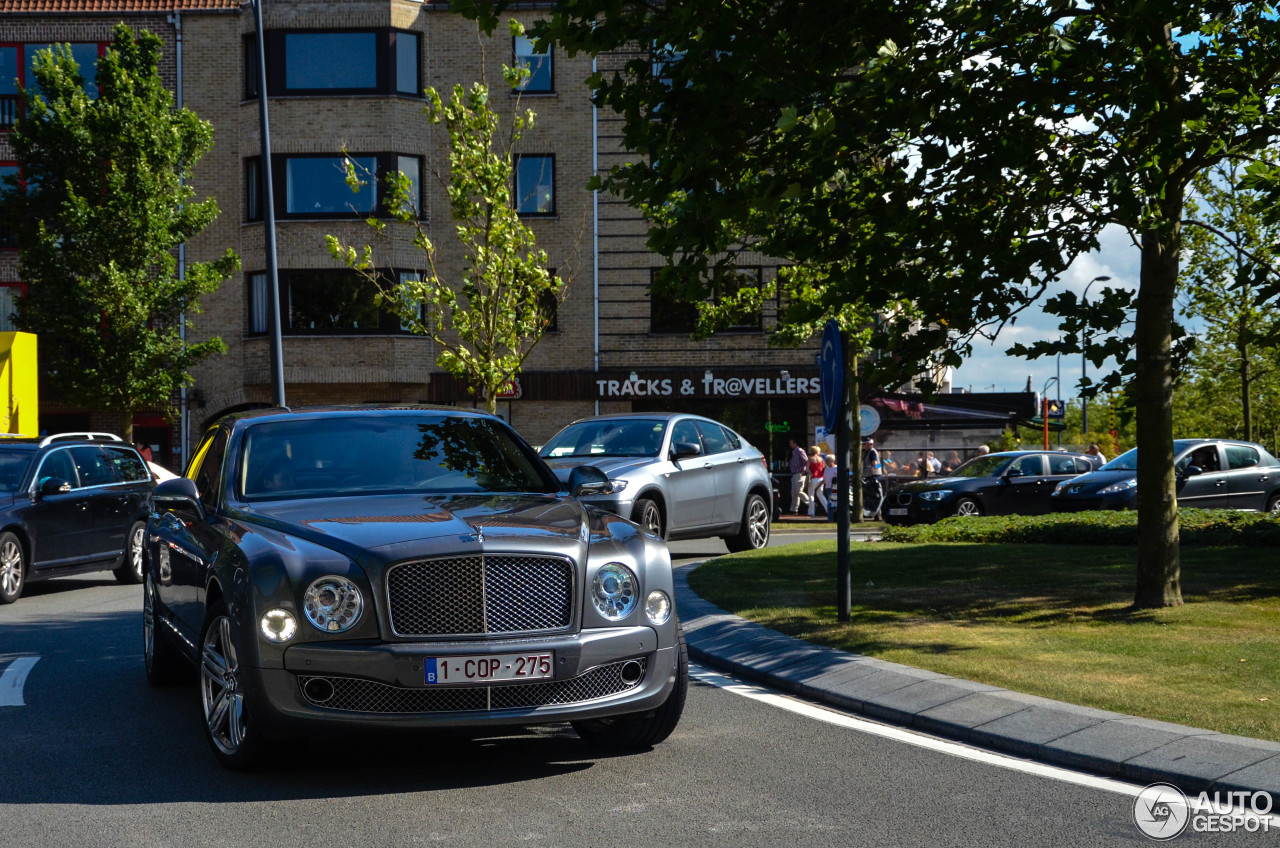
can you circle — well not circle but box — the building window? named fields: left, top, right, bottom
left=244, top=154, right=421, bottom=220
left=248, top=269, right=405, bottom=336
left=649, top=266, right=764, bottom=334
left=2, top=42, right=102, bottom=125
left=514, top=154, right=554, bottom=216
left=0, top=164, right=16, bottom=248
left=513, top=35, right=552, bottom=93
left=244, top=30, right=420, bottom=98
left=0, top=285, right=21, bottom=331
left=539, top=288, right=559, bottom=333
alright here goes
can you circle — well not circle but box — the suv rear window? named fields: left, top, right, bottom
left=0, top=450, right=32, bottom=492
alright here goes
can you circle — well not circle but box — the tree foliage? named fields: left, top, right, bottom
left=328, top=22, right=566, bottom=415
left=0, top=24, right=238, bottom=438
left=456, top=0, right=1280, bottom=609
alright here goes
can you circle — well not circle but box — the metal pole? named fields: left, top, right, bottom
left=836, top=330, right=852, bottom=623
left=1056, top=352, right=1061, bottom=447
left=252, top=0, right=286, bottom=407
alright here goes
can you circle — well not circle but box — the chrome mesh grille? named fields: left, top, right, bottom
left=297, top=659, right=645, bottom=714
left=386, top=555, right=574, bottom=637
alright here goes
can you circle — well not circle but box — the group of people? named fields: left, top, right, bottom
left=786, top=438, right=839, bottom=517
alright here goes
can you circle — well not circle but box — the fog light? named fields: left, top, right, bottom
left=591, top=563, right=637, bottom=620
left=303, top=575, right=364, bottom=633
left=260, top=608, right=297, bottom=643
left=644, top=590, right=672, bottom=625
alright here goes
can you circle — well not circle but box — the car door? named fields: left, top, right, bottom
left=101, top=444, right=154, bottom=551
left=694, top=420, right=745, bottom=525
left=1224, top=444, right=1272, bottom=510
left=1175, top=444, right=1231, bottom=508
left=988, top=454, right=1052, bottom=515
left=156, top=427, right=229, bottom=641
left=68, top=445, right=122, bottom=563
left=662, top=418, right=717, bottom=530
left=27, top=447, right=91, bottom=567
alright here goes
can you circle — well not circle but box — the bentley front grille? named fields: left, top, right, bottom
left=386, top=554, right=575, bottom=637
left=297, top=659, right=646, bottom=714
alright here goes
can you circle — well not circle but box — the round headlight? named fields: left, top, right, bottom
left=303, top=575, right=364, bottom=633
left=591, top=563, right=638, bottom=620
left=645, top=590, right=672, bottom=625
left=260, top=608, right=298, bottom=643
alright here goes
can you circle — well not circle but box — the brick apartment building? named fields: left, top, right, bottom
left=2, top=0, right=1002, bottom=474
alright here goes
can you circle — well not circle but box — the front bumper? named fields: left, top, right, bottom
left=883, top=498, right=952, bottom=525
left=244, top=626, right=677, bottom=734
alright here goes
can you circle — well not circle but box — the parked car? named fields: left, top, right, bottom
left=883, top=450, right=1094, bottom=525
left=538, top=413, right=773, bottom=552
left=1050, top=439, right=1280, bottom=512
left=0, top=432, right=153, bottom=604
left=143, top=406, right=687, bottom=769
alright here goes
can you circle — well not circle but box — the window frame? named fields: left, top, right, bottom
left=245, top=153, right=423, bottom=221
left=649, top=265, right=765, bottom=335
left=247, top=267, right=415, bottom=337
left=513, top=33, right=553, bottom=94
left=243, top=29, right=421, bottom=99
left=513, top=153, right=556, bottom=217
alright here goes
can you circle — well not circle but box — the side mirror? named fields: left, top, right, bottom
left=37, top=477, right=71, bottom=498
left=153, top=477, right=204, bottom=521
left=1183, top=465, right=1203, bottom=477
left=568, top=465, right=611, bottom=498
left=1005, top=468, right=1024, bottom=479
left=671, top=441, right=702, bottom=460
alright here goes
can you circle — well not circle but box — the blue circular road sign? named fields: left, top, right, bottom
left=820, top=320, right=844, bottom=432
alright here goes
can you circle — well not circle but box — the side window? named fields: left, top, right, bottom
left=670, top=419, right=701, bottom=456
left=722, top=426, right=741, bottom=451
left=190, top=429, right=229, bottom=509
left=69, top=446, right=115, bottom=487
left=1074, top=457, right=1094, bottom=474
left=104, top=446, right=149, bottom=483
left=695, top=420, right=731, bottom=455
left=38, top=450, right=79, bottom=488
left=1227, top=445, right=1260, bottom=470
left=1015, top=455, right=1045, bottom=476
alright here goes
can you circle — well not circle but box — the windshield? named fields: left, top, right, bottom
left=238, top=415, right=558, bottom=501
left=1101, top=448, right=1138, bottom=472
left=539, top=418, right=667, bottom=459
left=947, top=455, right=1013, bottom=479
left=0, top=449, right=31, bottom=492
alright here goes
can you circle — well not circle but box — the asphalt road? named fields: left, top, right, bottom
left=0, top=537, right=1261, bottom=847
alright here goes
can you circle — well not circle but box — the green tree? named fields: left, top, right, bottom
left=456, top=0, right=1280, bottom=608
left=1178, top=154, right=1280, bottom=443
left=0, top=25, right=238, bottom=440
left=328, top=22, right=566, bottom=415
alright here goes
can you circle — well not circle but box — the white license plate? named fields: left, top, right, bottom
left=889, top=508, right=908, bottom=516
left=425, top=652, right=554, bottom=685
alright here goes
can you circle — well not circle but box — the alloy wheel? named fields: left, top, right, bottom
left=955, top=499, right=980, bottom=517
left=143, top=577, right=157, bottom=672
left=0, top=535, right=23, bottom=599
left=129, top=525, right=146, bottom=580
left=201, top=615, right=247, bottom=756
left=746, top=497, right=770, bottom=548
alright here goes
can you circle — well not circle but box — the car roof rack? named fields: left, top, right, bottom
left=38, top=432, right=125, bottom=447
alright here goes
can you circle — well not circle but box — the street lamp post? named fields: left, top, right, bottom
left=1041, top=376, right=1059, bottom=449
left=1080, top=275, right=1111, bottom=436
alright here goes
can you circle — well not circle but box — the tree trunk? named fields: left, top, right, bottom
left=120, top=411, right=134, bottom=444
left=1132, top=224, right=1183, bottom=609
left=1240, top=336, right=1252, bottom=442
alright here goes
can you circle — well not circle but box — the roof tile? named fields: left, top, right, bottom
left=0, top=0, right=241, bottom=12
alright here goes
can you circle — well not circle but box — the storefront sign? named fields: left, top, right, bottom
left=495, top=378, right=522, bottom=400
left=595, top=370, right=820, bottom=400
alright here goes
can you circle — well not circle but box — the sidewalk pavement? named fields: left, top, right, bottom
left=675, top=563, right=1280, bottom=803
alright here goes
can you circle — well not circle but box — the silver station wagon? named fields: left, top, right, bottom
left=538, top=413, right=773, bottom=552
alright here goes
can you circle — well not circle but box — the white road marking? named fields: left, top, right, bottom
left=0, top=656, right=40, bottom=706
left=692, top=662, right=1280, bottom=821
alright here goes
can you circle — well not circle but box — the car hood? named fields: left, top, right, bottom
left=542, top=456, right=657, bottom=483
left=1056, top=469, right=1135, bottom=494
left=230, top=493, right=600, bottom=563
left=892, top=477, right=975, bottom=494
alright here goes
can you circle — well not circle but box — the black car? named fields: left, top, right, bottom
left=0, top=432, right=154, bottom=603
left=883, top=450, right=1094, bottom=525
left=1051, top=439, right=1280, bottom=512
left=143, top=406, right=687, bottom=769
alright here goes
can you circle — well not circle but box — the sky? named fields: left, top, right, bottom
left=948, top=224, right=1143, bottom=402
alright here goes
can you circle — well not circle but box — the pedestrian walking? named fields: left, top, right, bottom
left=1085, top=442, right=1107, bottom=469
left=788, top=438, right=810, bottom=514
left=822, top=454, right=838, bottom=521
left=806, top=446, right=827, bottom=517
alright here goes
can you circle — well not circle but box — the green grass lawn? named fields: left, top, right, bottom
left=687, top=541, right=1280, bottom=741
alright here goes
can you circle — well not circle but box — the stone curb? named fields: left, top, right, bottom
left=675, top=564, right=1280, bottom=804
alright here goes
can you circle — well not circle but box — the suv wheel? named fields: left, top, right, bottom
left=632, top=497, right=665, bottom=539
left=724, top=493, right=770, bottom=552
left=114, top=521, right=146, bottom=584
left=0, top=531, right=25, bottom=604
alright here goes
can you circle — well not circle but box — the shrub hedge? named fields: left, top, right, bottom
left=878, top=509, right=1280, bottom=546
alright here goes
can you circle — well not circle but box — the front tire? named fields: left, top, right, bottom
left=573, top=626, right=688, bottom=750
left=724, top=493, right=771, bottom=552
left=114, top=521, right=146, bottom=584
left=200, top=601, right=268, bottom=770
left=953, top=496, right=982, bottom=517
left=1267, top=493, right=1280, bottom=515
left=632, top=497, right=665, bottom=539
left=0, top=531, right=25, bottom=604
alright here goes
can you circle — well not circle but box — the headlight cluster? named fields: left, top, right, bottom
left=591, top=562, right=672, bottom=625
left=303, top=575, right=364, bottom=632
left=1099, top=478, right=1137, bottom=495
left=918, top=489, right=952, bottom=501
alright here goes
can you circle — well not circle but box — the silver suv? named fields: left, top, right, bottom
left=539, top=413, right=772, bottom=552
